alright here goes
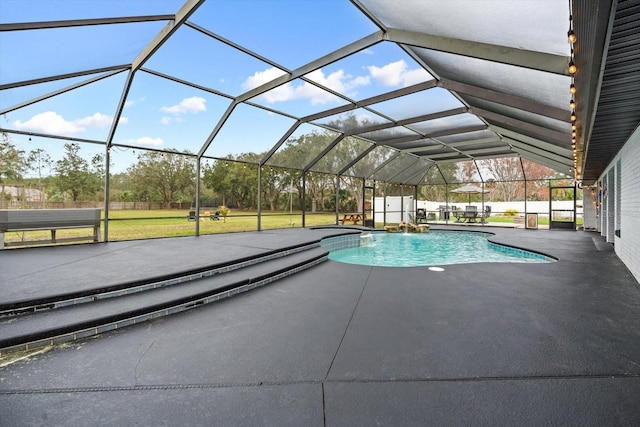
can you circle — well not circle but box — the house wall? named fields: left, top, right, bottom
left=582, top=186, right=598, bottom=230
left=601, top=124, right=640, bottom=283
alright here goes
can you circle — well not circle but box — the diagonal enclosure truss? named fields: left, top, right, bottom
left=0, top=0, right=628, bottom=221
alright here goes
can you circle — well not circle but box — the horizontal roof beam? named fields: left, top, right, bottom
left=459, top=147, right=516, bottom=157
left=343, top=107, right=467, bottom=136
left=0, top=64, right=130, bottom=91
left=385, top=28, right=570, bottom=76
left=439, top=78, right=569, bottom=122
left=422, top=124, right=488, bottom=139
left=513, top=149, right=574, bottom=174
left=503, top=137, right=572, bottom=166
left=300, top=78, right=438, bottom=123
left=447, top=138, right=505, bottom=148
left=471, top=107, right=570, bottom=145
left=489, top=124, right=571, bottom=157
left=0, top=15, right=174, bottom=31
left=0, top=127, right=105, bottom=145
left=0, top=69, right=125, bottom=115
left=467, top=153, right=519, bottom=162
left=422, top=151, right=467, bottom=160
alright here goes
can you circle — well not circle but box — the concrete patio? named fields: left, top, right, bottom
left=1, top=226, right=639, bottom=426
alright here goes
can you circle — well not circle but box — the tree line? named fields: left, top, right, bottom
left=1, top=122, right=572, bottom=211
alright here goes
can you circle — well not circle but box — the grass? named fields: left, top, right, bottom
left=2, top=210, right=340, bottom=246
left=2, top=209, right=583, bottom=247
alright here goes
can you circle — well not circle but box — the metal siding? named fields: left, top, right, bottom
left=583, top=1, right=640, bottom=183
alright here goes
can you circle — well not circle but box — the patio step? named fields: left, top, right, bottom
left=0, top=245, right=328, bottom=354
left=0, top=242, right=321, bottom=315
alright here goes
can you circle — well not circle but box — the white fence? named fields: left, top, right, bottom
left=373, top=196, right=583, bottom=223
left=417, top=200, right=583, bottom=217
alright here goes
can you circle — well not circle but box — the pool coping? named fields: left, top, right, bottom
left=320, top=229, right=557, bottom=266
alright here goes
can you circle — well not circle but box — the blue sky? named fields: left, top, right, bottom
left=0, top=0, right=457, bottom=175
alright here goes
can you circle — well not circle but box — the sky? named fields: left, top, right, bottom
left=0, top=0, right=461, bottom=176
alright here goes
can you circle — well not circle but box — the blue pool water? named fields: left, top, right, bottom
left=327, top=231, right=554, bottom=267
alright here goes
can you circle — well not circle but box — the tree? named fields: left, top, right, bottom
left=479, top=157, right=524, bottom=202
left=270, top=130, right=340, bottom=212
left=127, top=150, right=196, bottom=207
left=27, top=148, right=53, bottom=181
left=328, top=135, right=380, bottom=213
left=420, top=163, right=457, bottom=201
left=522, top=159, right=561, bottom=200
left=202, top=154, right=260, bottom=210
left=305, top=170, right=332, bottom=212
left=456, top=160, right=480, bottom=183
left=54, top=143, right=102, bottom=201
left=27, top=148, right=53, bottom=204
left=0, top=131, right=27, bottom=183
left=260, top=165, right=287, bottom=211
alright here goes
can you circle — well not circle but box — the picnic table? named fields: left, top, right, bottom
left=340, top=213, right=366, bottom=225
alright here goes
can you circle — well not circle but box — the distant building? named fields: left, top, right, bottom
left=0, top=185, right=45, bottom=202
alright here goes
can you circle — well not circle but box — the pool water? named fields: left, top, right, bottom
left=327, top=231, right=554, bottom=267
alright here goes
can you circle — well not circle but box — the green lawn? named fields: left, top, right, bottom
left=2, top=209, right=582, bottom=247
left=2, top=210, right=340, bottom=246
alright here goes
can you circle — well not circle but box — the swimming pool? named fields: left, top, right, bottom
left=326, top=231, right=555, bottom=267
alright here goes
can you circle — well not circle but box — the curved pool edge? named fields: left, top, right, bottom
left=319, top=228, right=558, bottom=267
left=485, top=235, right=558, bottom=262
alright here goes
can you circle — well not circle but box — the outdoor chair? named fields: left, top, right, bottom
left=438, top=205, right=447, bottom=220
left=416, top=209, right=427, bottom=223
left=478, top=206, right=492, bottom=223
left=463, top=205, right=478, bottom=222
left=187, top=210, right=196, bottom=221
left=210, top=211, right=221, bottom=221
left=451, top=206, right=462, bottom=222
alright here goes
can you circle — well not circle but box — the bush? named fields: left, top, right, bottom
left=218, top=206, right=230, bottom=222
left=505, top=208, right=519, bottom=216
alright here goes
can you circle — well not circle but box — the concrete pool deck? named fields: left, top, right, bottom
left=1, top=226, right=639, bottom=425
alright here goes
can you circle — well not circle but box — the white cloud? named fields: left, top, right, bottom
left=241, top=62, right=425, bottom=106
left=351, top=75, right=371, bottom=88
left=306, top=69, right=370, bottom=97
left=118, top=116, right=129, bottom=125
left=160, top=116, right=184, bottom=125
left=401, top=68, right=431, bottom=86
left=161, top=96, right=207, bottom=114
left=119, top=136, right=164, bottom=147
left=124, top=97, right=145, bottom=108
left=241, top=67, right=288, bottom=91
left=367, top=60, right=408, bottom=86
left=367, top=60, right=430, bottom=87
left=13, top=111, right=82, bottom=134
left=242, top=67, right=370, bottom=106
left=13, top=111, right=114, bottom=135
left=74, top=112, right=112, bottom=129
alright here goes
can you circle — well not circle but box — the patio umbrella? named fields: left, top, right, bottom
left=451, top=184, right=489, bottom=205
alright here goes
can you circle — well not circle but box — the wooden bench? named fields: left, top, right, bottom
left=0, top=209, right=101, bottom=249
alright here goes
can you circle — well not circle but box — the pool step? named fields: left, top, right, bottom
left=0, top=242, right=321, bottom=315
left=0, top=246, right=328, bottom=355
